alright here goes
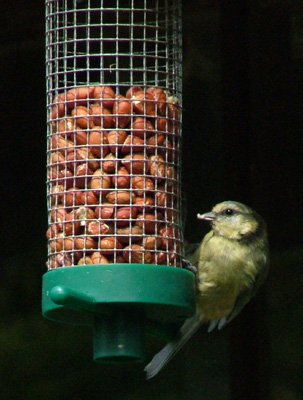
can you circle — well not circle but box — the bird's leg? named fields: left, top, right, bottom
left=182, top=259, right=197, bottom=275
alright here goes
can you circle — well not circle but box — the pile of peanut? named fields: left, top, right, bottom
left=47, top=85, right=182, bottom=269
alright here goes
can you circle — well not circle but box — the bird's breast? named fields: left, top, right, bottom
left=195, top=235, right=256, bottom=319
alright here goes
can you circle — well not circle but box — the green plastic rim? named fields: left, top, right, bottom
left=42, top=263, right=196, bottom=363
left=42, top=264, right=195, bottom=325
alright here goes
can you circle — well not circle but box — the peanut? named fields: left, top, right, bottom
left=143, top=235, right=164, bottom=250
left=49, top=184, right=64, bottom=205
left=131, top=176, right=154, bottom=196
left=63, top=211, right=81, bottom=235
left=77, top=256, right=93, bottom=265
left=73, top=129, right=88, bottom=146
left=99, top=236, right=123, bottom=254
left=74, top=236, right=97, bottom=250
left=146, top=87, right=167, bottom=116
left=89, top=129, right=109, bottom=158
left=46, top=224, right=60, bottom=239
left=50, top=207, right=67, bottom=228
left=112, top=95, right=131, bottom=128
left=154, top=251, right=168, bottom=265
left=71, top=106, right=94, bottom=129
left=131, top=91, right=155, bottom=116
left=125, top=86, right=142, bottom=99
left=87, top=220, right=112, bottom=236
left=135, top=212, right=163, bottom=234
left=89, top=104, right=114, bottom=128
left=95, top=203, right=115, bottom=220
left=90, top=169, right=111, bottom=192
left=75, top=163, right=93, bottom=188
left=51, top=136, right=74, bottom=154
left=116, top=225, right=143, bottom=243
left=50, top=93, right=66, bottom=120
left=122, top=153, right=148, bottom=174
left=133, top=195, right=154, bottom=211
left=93, top=85, right=115, bottom=109
left=79, top=190, right=98, bottom=206
left=107, top=130, right=127, bottom=154
left=112, top=166, right=130, bottom=189
left=64, top=187, right=82, bottom=207
left=121, top=135, right=144, bottom=154
left=75, top=206, right=95, bottom=225
left=66, top=86, right=95, bottom=109
left=91, top=251, right=110, bottom=264
left=105, top=190, right=134, bottom=205
left=132, top=117, right=154, bottom=139
left=146, top=132, right=165, bottom=153
left=102, top=153, right=118, bottom=174
left=123, top=244, right=153, bottom=264
left=116, top=206, right=138, bottom=227
left=148, top=155, right=166, bottom=180
left=56, top=118, right=76, bottom=136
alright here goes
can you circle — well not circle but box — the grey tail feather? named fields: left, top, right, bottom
left=144, top=314, right=205, bottom=379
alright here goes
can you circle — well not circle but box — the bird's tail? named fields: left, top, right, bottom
left=144, top=314, right=205, bottom=379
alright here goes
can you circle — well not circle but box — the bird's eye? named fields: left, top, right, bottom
left=224, top=208, right=234, bottom=216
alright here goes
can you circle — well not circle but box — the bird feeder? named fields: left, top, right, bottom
left=42, top=0, right=195, bottom=364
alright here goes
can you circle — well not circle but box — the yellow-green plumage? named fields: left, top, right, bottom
left=145, top=201, right=269, bottom=379
left=190, top=232, right=262, bottom=319
left=192, top=201, right=269, bottom=324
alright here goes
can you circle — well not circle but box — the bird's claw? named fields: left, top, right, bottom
left=182, top=259, right=197, bottom=275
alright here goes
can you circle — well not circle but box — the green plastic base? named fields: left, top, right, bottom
left=42, top=264, right=196, bottom=364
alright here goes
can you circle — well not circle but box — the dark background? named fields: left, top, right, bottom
left=1, top=1, right=303, bottom=399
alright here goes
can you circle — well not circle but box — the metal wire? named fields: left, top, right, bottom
left=46, top=0, right=183, bottom=269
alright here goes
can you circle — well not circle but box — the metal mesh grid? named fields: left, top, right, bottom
left=45, top=0, right=183, bottom=269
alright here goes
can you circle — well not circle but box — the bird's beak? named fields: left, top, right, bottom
left=197, top=212, right=216, bottom=221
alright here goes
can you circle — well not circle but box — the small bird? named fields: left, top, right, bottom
left=144, top=200, right=269, bottom=379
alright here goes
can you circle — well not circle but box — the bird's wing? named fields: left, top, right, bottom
left=218, top=254, right=270, bottom=329
left=144, top=313, right=205, bottom=379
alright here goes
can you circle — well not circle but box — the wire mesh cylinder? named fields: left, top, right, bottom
left=46, top=0, right=182, bottom=269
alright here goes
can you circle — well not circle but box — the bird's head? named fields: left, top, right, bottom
left=197, top=201, right=266, bottom=241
